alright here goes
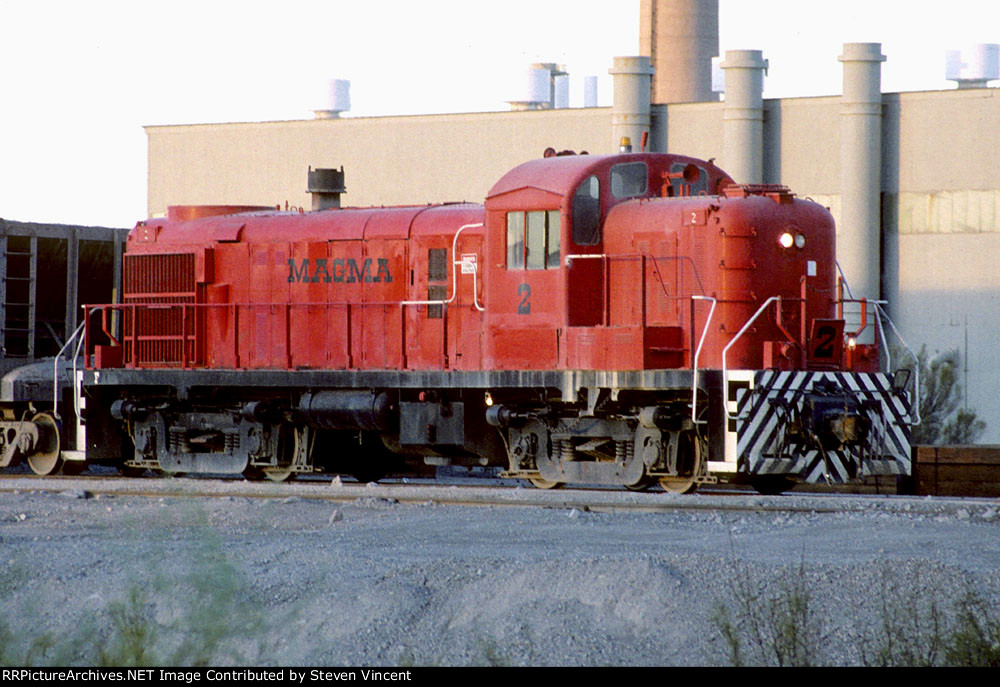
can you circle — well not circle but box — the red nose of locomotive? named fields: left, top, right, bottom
left=605, top=183, right=838, bottom=372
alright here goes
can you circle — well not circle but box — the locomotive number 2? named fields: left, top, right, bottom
left=812, top=324, right=837, bottom=359
left=517, top=283, right=531, bottom=315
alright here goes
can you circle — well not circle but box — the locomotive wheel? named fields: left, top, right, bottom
left=60, top=461, right=88, bottom=476
left=243, top=463, right=297, bottom=482
left=117, top=464, right=147, bottom=477
left=26, top=412, right=62, bottom=476
left=350, top=460, right=385, bottom=485
left=262, top=466, right=297, bottom=482
left=246, top=425, right=304, bottom=482
left=528, top=476, right=563, bottom=490
left=750, top=475, right=795, bottom=495
left=625, top=476, right=655, bottom=492
left=658, top=431, right=702, bottom=495
left=242, top=466, right=266, bottom=481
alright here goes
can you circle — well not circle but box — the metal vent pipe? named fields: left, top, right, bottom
left=307, top=166, right=346, bottom=211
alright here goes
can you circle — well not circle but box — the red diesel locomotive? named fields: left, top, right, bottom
left=78, top=152, right=912, bottom=492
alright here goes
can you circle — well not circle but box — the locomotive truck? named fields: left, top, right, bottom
left=45, top=152, right=914, bottom=493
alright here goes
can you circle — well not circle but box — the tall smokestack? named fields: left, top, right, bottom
left=721, top=50, right=767, bottom=184
left=839, top=43, right=885, bottom=304
left=640, top=0, right=719, bottom=103
left=610, top=56, right=655, bottom=153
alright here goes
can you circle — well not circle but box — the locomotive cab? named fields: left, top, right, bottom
left=482, top=153, right=733, bottom=370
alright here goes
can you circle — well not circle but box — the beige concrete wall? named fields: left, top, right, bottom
left=881, top=90, right=1000, bottom=442
left=658, top=101, right=723, bottom=161
left=885, top=89, right=1000, bottom=193
left=763, top=96, right=841, bottom=193
left=884, top=231, right=1000, bottom=441
left=147, top=109, right=612, bottom=217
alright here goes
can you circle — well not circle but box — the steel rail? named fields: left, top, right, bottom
left=0, top=474, right=987, bottom=517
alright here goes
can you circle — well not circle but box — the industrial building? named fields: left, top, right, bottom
left=144, top=0, right=1000, bottom=441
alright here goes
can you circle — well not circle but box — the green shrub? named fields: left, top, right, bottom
left=1, top=509, right=273, bottom=667
left=714, top=559, right=1000, bottom=667
left=711, top=560, right=824, bottom=667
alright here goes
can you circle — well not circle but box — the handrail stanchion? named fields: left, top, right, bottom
left=53, top=320, right=88, bottom=419
left=722, top=297, right=781, bottom=420
left=690, top=296, right=717, bottom=425
left=874, top=303, right=921, bottom=427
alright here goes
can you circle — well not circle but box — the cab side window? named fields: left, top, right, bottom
left=506, top=210, right=561, bottom=270
left=506, top=213, right=525, bottom=269
left=427, top=248, right=447, bottom=319
left=572, top=175, right=601, bottom=245
left=610, top=162, right=648, bottom=199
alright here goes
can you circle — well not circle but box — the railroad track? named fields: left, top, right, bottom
left=1, top=472, right=994, bottom=517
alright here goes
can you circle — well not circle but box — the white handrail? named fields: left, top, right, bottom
left=400, top=222, right=484, bottom=311
left=70, top=312, right=91, bottom=422
left=718, top=295, right=920, bottom=427
left=469, top=264, right=485, bottom=312
left=53, top=306, right=113, bottom=421
left=873, top=302, right=889, bottom=371
left=52, top=321, right=87, bottom=419
left=835, top=260, right=855, bottom=300
left=690, top=295, right=717, bottom=425
left=874, top=303, right=921, bottom=427
left=721, top=297, right=781, bottom=420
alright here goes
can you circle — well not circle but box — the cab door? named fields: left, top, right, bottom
left=405, top=241, right=449, bottom=370
left=566, top=174, right=604, bottom=327
left=447, top=232, right=485, bottom=371
left=486, top=207, right=563, bottom=369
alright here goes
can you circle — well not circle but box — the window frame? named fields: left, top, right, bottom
left=505, top=209, right=561, bottom=271
left=572, top=175, right=602, bottom=246
left=427, top=247, right=447, bottom=319
left=610, top=161, right=649, bottom=199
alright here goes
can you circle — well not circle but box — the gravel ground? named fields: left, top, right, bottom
left=1, top=477, right=999, bottom=667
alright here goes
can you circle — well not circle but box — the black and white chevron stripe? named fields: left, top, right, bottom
left=735, top=370, right=912, bottom=484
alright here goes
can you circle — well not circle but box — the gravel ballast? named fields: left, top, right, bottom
left=1, top=480, right=998, bottom=666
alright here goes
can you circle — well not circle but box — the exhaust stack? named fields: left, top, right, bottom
left=307, top=166, right=346, bottom=211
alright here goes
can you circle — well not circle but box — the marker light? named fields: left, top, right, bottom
left=779, top=232, right=795, bottom=248
left=794, top=233, right=806, bottom=249
left=847, top=337, right=857, bottom=350
left=484, top=391, right=494, bottom=407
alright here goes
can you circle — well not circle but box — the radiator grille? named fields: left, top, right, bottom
left=123, top=253, right=201, bottom=366
left=125, top=253, right=195, bottom=297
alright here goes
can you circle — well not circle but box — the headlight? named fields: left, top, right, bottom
left=778, top=232, right=806, bottom=249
